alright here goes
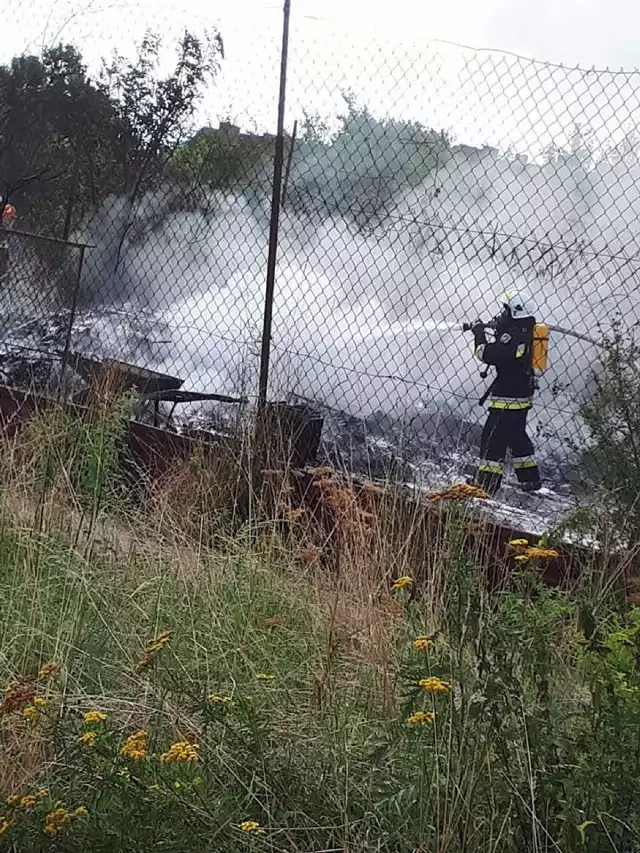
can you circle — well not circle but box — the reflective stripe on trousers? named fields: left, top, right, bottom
left=512, top=455, right=537, bottom=469
left=488, top=396, right=532, bottom=410
left=477, top=459, right=504, bottom=474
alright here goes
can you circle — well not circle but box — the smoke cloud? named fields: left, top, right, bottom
left=71, top=142, right=640, bottom=473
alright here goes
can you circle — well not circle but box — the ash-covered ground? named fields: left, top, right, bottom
left=0, top=307, right=578, bottom=537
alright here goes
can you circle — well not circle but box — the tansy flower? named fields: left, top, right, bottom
left=160, top=741, right=199, bottom=764
left=35, top=790, right=49, bottom=800
left=2, top=677, right=37, bottom=714
left=33, top=696, right=47, bottom=709
left=255, top=673, right=276, bottom=681
left=407, top=710, right=435, bottom=725
left=508, top=539, right=529, bottom=547
left=44, top=808, right=72, bottom=836
left=524, top=547, right=560, bottom=560
left=74, top=807, right=88, bottom=817
left=207, top=694, right=233, bottom=705
left=23, top=705, right=37, bottom=721
left=19, top=795, right=37, bottom=810
left=514, top=555, right=529, bottom=563
left=84, top=711, right=107, bottom=724
left=419, top=676, right=452, bottom=694
left=78, top=731, right=97, bottom=747
left=0, top=817, right=12, bottom=836
left=136, top=631, right=172, bottom=671
left=392, top=576, right=413, bottom=590
left=39, top=662, right=59, bottom=679
left=428, top=483, right=488, bottom=501
left=413, top=636, right=431, bottom=651
left=120, top=730, right=148, bottom=760
left=5, top=797, right=19, bottom=808
left=240, top=820, right=265, bottom=835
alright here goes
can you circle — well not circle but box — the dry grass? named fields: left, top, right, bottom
left=0, top=398, right=640, bottom=851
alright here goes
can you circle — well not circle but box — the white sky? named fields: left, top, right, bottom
left=4, top=0, right=640, bottom=154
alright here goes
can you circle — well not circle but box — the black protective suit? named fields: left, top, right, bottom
left=472, top=316, right=542, bottom=495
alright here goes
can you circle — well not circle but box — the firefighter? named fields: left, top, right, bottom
left=0, top=198, right=16, bottom=284
left=470, top=291, right=542, bottom=495
left=0, top=199, right=16, bottom=229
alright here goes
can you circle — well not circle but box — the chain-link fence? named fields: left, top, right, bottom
left=3, top=6, right=640, bottom=518
left=0, top=228, right=86, bottom=389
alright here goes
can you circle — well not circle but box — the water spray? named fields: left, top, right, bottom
left=436, top=320, right=602, bottom=347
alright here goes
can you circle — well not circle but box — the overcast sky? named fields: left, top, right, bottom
left=7, top=0, right=640, bottom=69
left=301, top=0, right=640, bottom=69
left=5, top=0, right=640, bottom=154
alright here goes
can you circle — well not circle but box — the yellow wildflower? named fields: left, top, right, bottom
left=508, top=538, right=529, bottom=547
left=419, top=676, right=452, bottom=694
left=44, top=807, right=72, bottom=836
left=524, top=547, right=560, bottom=560
left=240, top=820, right=265, bottom=835
left=136, top=631, right=172, bottom=671
left=78, top=731, right=97, bottom=747
left=84, top=710, right=107, bottom=724
left=160, top=741, right=199, bottom=764
left=413, top=636, right=431, bottom=651
left=74, top=807, right=88, bottom=817
left=20, top=795, right=37, bottom=810
left=207, top=694, right=233, bottom=705
left=39, top=662, right=59, bottom=679
left=255, top=673, right=276, bottom=681
left=0, top=817, right=12, bottom=836
left=514, top=555, right=529, bottom=564
left=428, top=483, right=488, bottom=501
left=23, top=705, right=37, bottom=721
left=33, top=696, right=47, bottom=709
left=5, top=797, right=19, bottom=808
left=120, top=730, right=148, bottom=761
left=392, top=576, right=413, bottom=590
left=35, top=789, right=49, bottom=800
left=407, top=710, right=435, bottom=725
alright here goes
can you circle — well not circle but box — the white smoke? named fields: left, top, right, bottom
left=71, top=143, right=640, bottom=468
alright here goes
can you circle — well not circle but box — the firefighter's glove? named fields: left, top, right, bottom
left=471, top=321, right=487, bottom=346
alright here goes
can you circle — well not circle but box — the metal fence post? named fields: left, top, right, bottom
left=58, top=244, right=86, bottom=399
left=257, top=0, right=291, bottom=412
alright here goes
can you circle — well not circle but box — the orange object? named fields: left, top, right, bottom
left=1, top=203, right=16, bottom=227
left=532, top=323, right=549, bottom=372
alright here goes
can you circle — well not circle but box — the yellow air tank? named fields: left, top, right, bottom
left=532, top=323, right=549, bottom=372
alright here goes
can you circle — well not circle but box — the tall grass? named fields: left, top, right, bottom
left=0, top=395, right=639, bottom=852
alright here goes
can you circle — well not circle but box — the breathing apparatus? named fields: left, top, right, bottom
left=462, top=291, right=550, bottom=404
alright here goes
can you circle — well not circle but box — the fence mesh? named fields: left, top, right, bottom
left=0, top=228, right=84, bottom=388
left=3, top=7, right=640, bottom=517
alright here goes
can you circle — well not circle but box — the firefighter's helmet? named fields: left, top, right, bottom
left=500, top=290, right=535, bottom=320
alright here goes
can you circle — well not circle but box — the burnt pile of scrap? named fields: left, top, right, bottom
left=0, top=313, right=75, bottom=390
left=62, top=351, right=248, bottom=433
left=0, top=348, right=328, bottom=481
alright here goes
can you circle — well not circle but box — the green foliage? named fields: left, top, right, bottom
left=288, top=94, right=451, bottom=231
left=580, top=321, right=640, bottom=534
left=167, top=124, right=271, bottom=194
left=22, top=394, right=134, bottom=509
left=1, top=447, right=640, bottom=850
left=0, top=30, right=222, bottom=236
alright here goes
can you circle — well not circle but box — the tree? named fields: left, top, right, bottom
left=287, top=94, right=450, bottom=231
left=101, top=30, right=224, bottom=205
left=0, top=29, right=223, bottom=238
left=166, top=122, right=272, bottom=199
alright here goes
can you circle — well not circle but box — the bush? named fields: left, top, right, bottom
left=580, top=322, right=640, bottom=537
